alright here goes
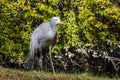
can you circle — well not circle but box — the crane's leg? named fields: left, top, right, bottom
left=38, top=47, right=43, bottom=71
left=49, top=45, right=55, bottom=74
left=25, top=49, right=34, bottom=70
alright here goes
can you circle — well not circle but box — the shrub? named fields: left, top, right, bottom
left=0, top=0, right=120, bottom=67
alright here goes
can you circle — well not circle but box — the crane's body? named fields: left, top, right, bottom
left=31, top=23, right=56, bottom=50
left=25, top=17, right=62, bottom=74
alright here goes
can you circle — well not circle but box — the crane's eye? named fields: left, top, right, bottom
left=56, top=19, right=60, bottom=22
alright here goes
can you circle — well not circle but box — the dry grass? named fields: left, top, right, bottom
left=0, top=66, right=118, bottom=80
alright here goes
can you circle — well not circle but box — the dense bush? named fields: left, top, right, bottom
left=50, top=45, right=120, bottom=76
left=0, top=0, right=59, bottom=59
left=0, top=0, right=120, bottom=74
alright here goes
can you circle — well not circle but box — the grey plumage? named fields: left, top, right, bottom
left=25, top=17, right=62, bottom=74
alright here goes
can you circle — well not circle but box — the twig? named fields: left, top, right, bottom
left=107, top=56, right=120, bottom=71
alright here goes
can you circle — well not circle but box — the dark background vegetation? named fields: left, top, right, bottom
left=0, top=0, right=120, bottom=77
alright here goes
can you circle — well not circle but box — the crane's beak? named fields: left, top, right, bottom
left=59, top=21, right=64, bottom=24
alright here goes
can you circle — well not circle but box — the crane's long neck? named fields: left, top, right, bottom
left=50, top=22, right=57, bottom=33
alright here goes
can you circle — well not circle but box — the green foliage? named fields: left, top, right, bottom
left=77, top=0, right=120, bottom=45
left=0, top=0, right=120, bottom=59
left=0, top=0, right=61, bottom=59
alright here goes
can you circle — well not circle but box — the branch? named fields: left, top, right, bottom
left=107, top=56, right=120, bottom=71
left=69, top=57, right=81, bottom=67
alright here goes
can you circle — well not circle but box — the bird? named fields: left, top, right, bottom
left=25, top=17, right=63, bottom=74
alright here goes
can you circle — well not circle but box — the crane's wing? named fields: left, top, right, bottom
left=32, top=23, right=50, bottom=36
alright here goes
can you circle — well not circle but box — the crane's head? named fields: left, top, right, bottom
left=50, top=17, right=63, bottom=25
